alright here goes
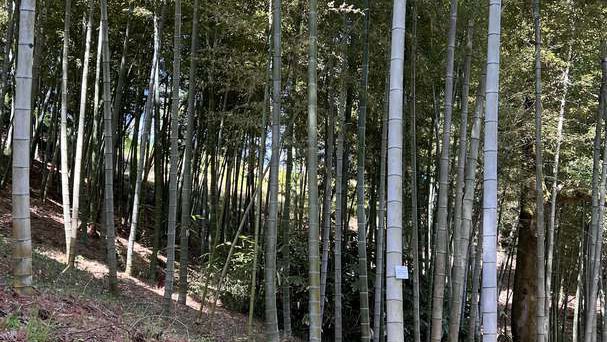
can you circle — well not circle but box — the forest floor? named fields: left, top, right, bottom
left=0, top=161, right=269, bottom=342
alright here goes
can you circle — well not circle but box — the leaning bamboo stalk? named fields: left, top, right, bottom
left=209, top=166, right=270, bottom=320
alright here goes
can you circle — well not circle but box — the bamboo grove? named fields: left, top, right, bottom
left=3, top=0, right=607, bottom=341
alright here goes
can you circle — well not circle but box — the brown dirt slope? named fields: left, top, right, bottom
left=0, top=161, right=263, bottom=342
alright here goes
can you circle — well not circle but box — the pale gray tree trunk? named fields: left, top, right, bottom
left=68, top=0, right=94, bottom=267
left=307, top=0, right=322, bottom=339
left=125, top=5, right=163, bottom=276
left=386, top=1, right=406, bottom=340
left=532, top=1, right=547, bottom=340
left=12, top=0, right=36, bottom=295
left=482, top=0, right=503, bottom=340
left=461, top=70, right=486, bottom=342
left=100, top=0, right=118, bottom=294
left=178, top=0, right=200, bottom=305
left=163, top=0, right=182, bottom=313
left=264, top=0, right=281, bottom=339
left=545, top=42, right=571, bottom=320
left=447, top=19, right=475, bottom=342
left=60, top=0, right=73, bottom=264
left=356, top=2, right=371, bottom=340
left=430, top=0, right=458, bottom=339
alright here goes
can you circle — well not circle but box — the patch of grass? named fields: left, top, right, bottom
left=25, top=316, right=52, bottom=342
left=2, top=313, right=21, bottom=330
left=0, top=312, right=52, bottom=342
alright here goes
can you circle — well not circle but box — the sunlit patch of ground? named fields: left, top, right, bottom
left=0, top=162, right=267, bottom=341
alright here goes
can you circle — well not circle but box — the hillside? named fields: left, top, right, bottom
left=0, top=162, right=263, bottom=342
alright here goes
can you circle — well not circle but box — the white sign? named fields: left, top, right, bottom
left=395, top=266, right=409, bottom=280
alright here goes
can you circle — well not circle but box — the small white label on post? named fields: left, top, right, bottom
left=395, top=266, right=409, bottom=280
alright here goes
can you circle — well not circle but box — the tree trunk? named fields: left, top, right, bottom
left=464, top=70, right=487, bottom=341
left=386, top=1, right=406, bottom=340
left=12, top=0, right=36, bottom=295
left=149, top=6, right=165, bottom=281
left=281, top=141, right=294, bottom=337
left=356, top=2, right=371, bottom=339
left=60, top=0, right=73, bottom=266
left=532, top=1, right=548, bottom=340
left=467, top=228, right=482, bottom=342
left=584, top=47, right=607, bottom=342
left=163, top=0, right=182, bottom=313
left=178, top=0, right=200, bottom=305
left=482, top=0, right=502, bottom=340
left=573, top=236, right=584, bottom=342
left=100, top=0, right=118, bottom=294
left=68, top=0, right=94, bottom=267
left=409, top=2, right=421, bottom=340
left=430, top=0, right=458, bottom=339
left=85, top=16, right=103, bottom=232
left=307, top=0, right=321, bottom=339
left=264, top=0, right=281, bottom=338
left=320, top=114, right=334, bottom=318
left=111, top=4, right=132, bottom=158
left=512, top=166, right=539, bottom=341
left=334, top=31, right=347, bottom=340
left=373, top=73, right=388, bottom=342
left=447, top=20, right=475, bottom=341
left=546, top=41, right=572, bottom=322
left=126, top=4, right=163, bottom=276
left=247, top=23, right=270, bottom=338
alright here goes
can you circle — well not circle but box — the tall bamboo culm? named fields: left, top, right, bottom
left=386, top=1, right=406, bottom=341
left=163, top=0, right=182, bottom=313
left=307, top=0, right=322, bottom=339
left=100, top=0, right=119, bottom=294
left=482, top=0, right=503, bottom=340
left=12, top=0, right=36, bottom=295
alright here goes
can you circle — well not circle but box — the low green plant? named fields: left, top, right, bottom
left=25, top=316, right=51, bottom=342
left=2, top=314, right=21, bottom=330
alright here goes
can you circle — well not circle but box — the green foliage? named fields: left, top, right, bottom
left=216, top=235, right=258, bottom=313
left=6, top=0, right=607, bottom=339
